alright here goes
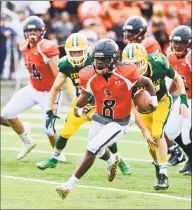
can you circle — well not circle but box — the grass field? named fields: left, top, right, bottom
left=1, top=107, right=191, bottom=209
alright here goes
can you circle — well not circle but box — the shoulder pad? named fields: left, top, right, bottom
left=142, top=37, right=161, bottom=53
left=117, top=62, right=137, bottom=77
left=38, top=39, right=59, bottom=57
left=79, top=66, right=95, bottom=81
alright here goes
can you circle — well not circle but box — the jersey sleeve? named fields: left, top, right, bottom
left=58, top=56, right=68, bottom=75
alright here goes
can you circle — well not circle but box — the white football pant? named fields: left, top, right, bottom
left=87, top=121, right=129, bottom=158
left=2, top=84, right=62, bottom=137
left=165, top=98, right=191, bottom=145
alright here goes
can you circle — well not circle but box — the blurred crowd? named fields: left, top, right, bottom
left=0, top=1, right=192, bottom=80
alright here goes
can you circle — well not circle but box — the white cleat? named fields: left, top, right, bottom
left=58, top=152, right=67, bottom=163
left=17, top=141, right=37, bottom=160
left=107, top=153, right=120, bottom=182
left=56, top=184, right=70, bottom=200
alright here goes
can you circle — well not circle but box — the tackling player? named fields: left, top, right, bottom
left=2, top=16, right=64, bottom=160
left=122, top=43, right=188, bottom=190
left=36, top=33, right=131, bottom=175
left=165, top=25, right=192, bottom=175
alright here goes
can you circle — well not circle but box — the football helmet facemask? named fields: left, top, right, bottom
left=122, top=43, right=148, bottom=75
left=65, top=33, right=88, bottom=66
left=170, top=25, right=192, bottom=57
left=123, top=16, right=147, bottom=43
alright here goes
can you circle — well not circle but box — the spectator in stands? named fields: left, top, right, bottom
left=0, top=15, right=17, bottom=80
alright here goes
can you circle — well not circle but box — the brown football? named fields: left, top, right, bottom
left=133, top=89, right=152, bottom=112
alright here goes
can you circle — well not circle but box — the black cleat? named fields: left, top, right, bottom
left=152, top=162, right=159, bottom=179
left=154, top=173, right=169, bottom=190
left=168, top=146, right=186, bottom=166
left=183, top=170, right=192, bottom=176
left=179, top=159, right=192, bottom=173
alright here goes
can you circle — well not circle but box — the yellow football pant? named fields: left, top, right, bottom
left=139, top=93, right=172, bottom=139
left=60, top=98, right=95, bottom=139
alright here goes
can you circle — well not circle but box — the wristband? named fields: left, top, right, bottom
left=180, top=94, right=189, bottom=107
left=77, top=108, right=84, bottom=117
left=151, top=96, right=158, bottom=107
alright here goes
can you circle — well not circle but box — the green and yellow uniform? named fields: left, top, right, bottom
left=58, top=55, right=94, bottom=139
left=139, top=52, right=175, bottom=139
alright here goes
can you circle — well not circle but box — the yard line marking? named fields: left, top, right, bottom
left=1, top=175, right=191, bottom=201
left=1, top=147, right=152, bottom=163
left=1, top=131, right=146, bottom=145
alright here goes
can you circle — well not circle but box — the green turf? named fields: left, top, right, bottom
left=1, top=111, right=191, bottom=209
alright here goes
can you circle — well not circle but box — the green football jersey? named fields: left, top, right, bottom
left=147, top=52, right=175, bottom=101
left=58, top=55, right=93, bottom=97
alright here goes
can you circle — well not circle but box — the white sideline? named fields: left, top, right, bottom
left=1, top=147, right=152, bottom=163
left=1, top=175, right=191, bottom=201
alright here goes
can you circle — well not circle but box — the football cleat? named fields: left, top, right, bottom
left=168, top=146, right=186, bottom=166
left=118, top=159, right=131, bottom=175
left=154, top=173, right=169, bottom=190
left=17, top=141, right=36, bottom=160
left=107, top=153, right=120, bottom=182
left=58, top=152, right=67, bottom=163
left=56, top=184, right=70, bottom=200
left=36, top=158, right=58, bottom=170
left=179, top=159, right=191, bottom=174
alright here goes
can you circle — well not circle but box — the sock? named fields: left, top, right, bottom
left=159, top=163, right=168, bottom=176
left=108, top=142, right=118, bottom=154
left=168, top=144, right=178, bottom=152
left=19, top=132, right=33, bottom=144
left=51, top=149, right=60, bottom=161
left=55, top=135, right=68, bottom=150
left=106, top=154, right=116, bottom=166
left=65, top=175, right=80, bottom=190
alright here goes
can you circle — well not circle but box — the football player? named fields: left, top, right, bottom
left=122, top=43, right=188, bottom=190
left=2, top=16, right=64, bottom=160
left=36, top=33, right=131, bottom=175
left=123, top=16, right=162, bottom=53
left=55, top=38, right=158, bottom=199
left=165, top=25, right=192, bottom=175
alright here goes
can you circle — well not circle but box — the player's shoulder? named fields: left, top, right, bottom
left=117, top=62, right=138, bottom=78
left=58, top=56, right=69, bottom=68
left=142, top=37, right=161, bottom=53
left=79, top=65, right=95, bottom=81
left=39, top=39, right=59, bottom=52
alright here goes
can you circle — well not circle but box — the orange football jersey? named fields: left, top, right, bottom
left=79, top=62, right=140, bottom=120
left=167, top=48, right=192, bottom=99
left=141, top=37, right=162, bottom=54
left=20, top=39, right=59, bottom=92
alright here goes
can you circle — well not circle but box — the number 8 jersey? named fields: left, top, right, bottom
left=79, top=62, right=140, bottom=120
left=20, top=39, right=59, bottom=92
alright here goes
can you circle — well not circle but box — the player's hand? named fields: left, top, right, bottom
left=139, top=103, right=157, bottom=114
left=179, top=104, right=188, bottom=119
left=142, top=129, right=157, bottom=147
left=46, top=110, right=60, bottom=129
left=82, top=104, right=96, bottom=115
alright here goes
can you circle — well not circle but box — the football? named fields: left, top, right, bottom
left=133, top=89, right=152, bottom=112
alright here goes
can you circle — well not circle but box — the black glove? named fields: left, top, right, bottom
left=46, top=110, right=60, bottom=129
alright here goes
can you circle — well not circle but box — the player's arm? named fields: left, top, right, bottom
left=48, top=56, right=60, bottom=77
left=45, top=72, right=67, bottom=129
left=133, top=75, right=158, bottom=112
left=131, top=103, right=157, bottom=147
left=172, top=71, right=188, bottom=118
left=48, top=72, right=67, bottom=110
left=165, top=60, right=189, bottom=118
left=74, top=88, right=93, bottom=117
